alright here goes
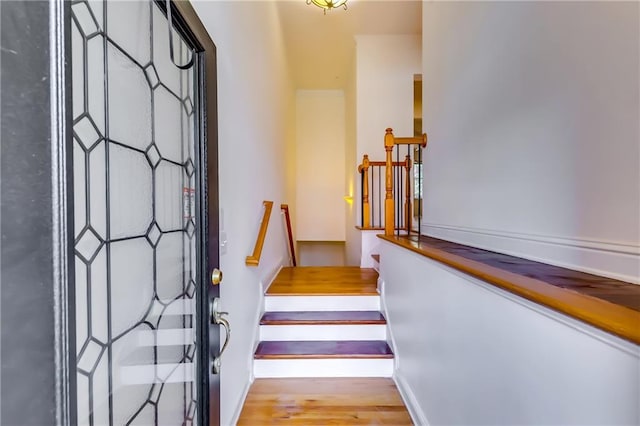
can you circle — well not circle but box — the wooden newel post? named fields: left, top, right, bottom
left=404, top=155, right=412, bottom=232
left=358, top=155, right=371, bottom=228
left=384, top=128, right=395, bottom=236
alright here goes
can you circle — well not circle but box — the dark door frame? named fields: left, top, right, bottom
left=161, top=2, right=221, bottom=425
left=0, top=1, right=75, bottom=425
left=0, top=0, right=219, bottom=424
left=1, top=1, right=75, bottom=424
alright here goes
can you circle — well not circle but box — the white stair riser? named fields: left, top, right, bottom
left=253, top=358, right=393, bottom=378
left=119, top=363, right=194, bottom=385
left=137, top=329, right=194, bottom=346
left=260, top=324, right=386, bottom=341
left=264, top=295, right=380, bottom=312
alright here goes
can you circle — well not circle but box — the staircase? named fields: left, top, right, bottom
left=253, top=266, right=394, bottom=378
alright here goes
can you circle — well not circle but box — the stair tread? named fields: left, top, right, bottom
left=267, top=267, right=379, bottom=295
left=371, top=254, right=380, bottom=262
left=260, top=311, right=386, bottom=325
left=254, top=340, right=393, bottom=359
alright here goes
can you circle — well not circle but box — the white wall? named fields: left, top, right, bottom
left=380, top=240, right=640, bottom=425
left=378, top=4, right=640, bottom=423
left=297, top=241, right=346, bottom=267
left=355, top=35, right=421, bottom=162
left=295, top=90, right=346, bottom=241
left=345, top=53, right=361, bottom=266
left=359, top=230, right=381, bottom=269
left=285, top=77, right=298, bottom=261
left=191, top=2, right=294, bottom=424
left=422, top=2, right=640, bottom=283
left=354, top=35, right=422, bottom=228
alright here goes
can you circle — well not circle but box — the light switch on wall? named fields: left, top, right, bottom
left=220, top=231, right=228, bottom=255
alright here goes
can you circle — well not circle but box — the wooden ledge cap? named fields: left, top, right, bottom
left=378, top=234, right=640, bottom=345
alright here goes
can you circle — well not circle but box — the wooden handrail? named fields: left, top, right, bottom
left=281, top=204, right=297, bottom=267
left=394, top=133, right=427, bottom=147
left=246, top=200, right=274, bottom=266
left=369, top=160, right=407, bottom=167
left=357, top=158, right=408, bottom=171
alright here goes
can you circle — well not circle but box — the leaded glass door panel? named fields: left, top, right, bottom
left=70, top=1, right=219, bottom=424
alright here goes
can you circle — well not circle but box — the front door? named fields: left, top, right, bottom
left=69, top=0, right=220, bottom=424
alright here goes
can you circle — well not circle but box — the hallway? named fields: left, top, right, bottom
left=2, top=1, right=638, bottom=424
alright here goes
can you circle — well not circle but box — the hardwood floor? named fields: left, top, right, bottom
left=237, top=378, right=412, bottom=425
left=267, top=267, right=379, bottom=295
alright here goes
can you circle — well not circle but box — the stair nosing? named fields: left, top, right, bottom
left=254, top=353, right=394, bottom=360
left=260, top=320, right=386, bottom=325
left=265, top=291, right=380, bottom=296
left=259, top=311, right=387, bottom=326
left=254, top=340, right=394, bottom=360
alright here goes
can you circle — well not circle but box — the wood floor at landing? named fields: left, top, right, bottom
left=237, top=378, right=412, bottom=425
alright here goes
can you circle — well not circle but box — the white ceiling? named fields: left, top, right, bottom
left=277, top=0, right=422, bottom=89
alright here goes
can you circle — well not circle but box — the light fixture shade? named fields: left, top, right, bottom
left=307, top=0, right=348, bottom=11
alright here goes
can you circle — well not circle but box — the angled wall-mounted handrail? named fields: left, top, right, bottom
left=246, top=200, right=274, bottom=266
left=281, top=204, right=297, bottom=267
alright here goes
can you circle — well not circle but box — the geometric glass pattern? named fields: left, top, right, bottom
left=146, top=221, right=162, bottom=247
left=183, top=98, right=194, bottom=116
left=72, top=2, right=100, bottom=37
left=185, top=158, right=195, bottom=177
left=74, top=115, right=102, bottom=151
left=75, top=227, right=103, bottom=263
left=144, top=64, right=161, bottom=89
left=77, top=339, right=105, bottom=373
left=71, top=0, right=200, bottom=424
left=145, top=143, right=162, bottom=169
left=186, top=220, right=196, bottom=239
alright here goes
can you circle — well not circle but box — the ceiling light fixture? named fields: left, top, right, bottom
left=306, top=0, right=348, bottom=14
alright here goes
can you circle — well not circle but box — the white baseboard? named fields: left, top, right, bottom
left=381, top=280, right=422, bottom=426
left=262, top=259, right=284, bottom=293
left=422, top=222, right=640, bottom=284
left=230, top=260, right=284, bottom=425
left=393, top=373, right=429, bottom=426
left=378, top=278, right=400, bottom=371
left=229, top=376, right=253, bottom=426
left=249, top=287, right=264, bottom=381
left=251, top=261, right=285, bottom=366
